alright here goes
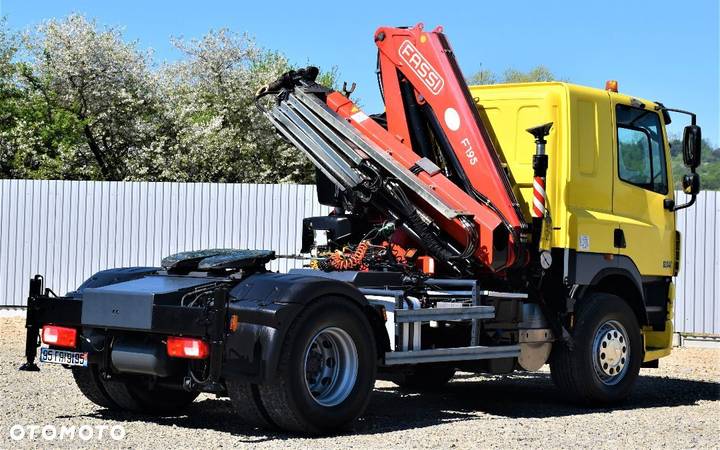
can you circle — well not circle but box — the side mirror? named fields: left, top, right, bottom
left=682, top=172, right=700, bottom=195
left=682, top=125, right=702, bottom=169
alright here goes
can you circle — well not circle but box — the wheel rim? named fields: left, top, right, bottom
left=303, top=327, right=358, bottom=407
left=592, top=319, right=630, bottom=385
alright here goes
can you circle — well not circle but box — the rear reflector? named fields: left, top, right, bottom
left=41, top=325, right=78, bottom=349
left=166, top=336, right=209, bottom=359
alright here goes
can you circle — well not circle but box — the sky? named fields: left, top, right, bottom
left=2, top=0, right=718, bottom=146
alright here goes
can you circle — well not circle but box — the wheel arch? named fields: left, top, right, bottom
left=580, top=269, right=647, bottom=327
left=567, top=251, right=647, bottom=327
left=224, top=273, right=386, bottom=384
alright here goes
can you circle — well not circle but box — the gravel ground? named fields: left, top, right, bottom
left=1, top=317, right=718, bottom=449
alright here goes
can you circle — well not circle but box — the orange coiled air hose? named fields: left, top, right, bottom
left=328, top=240, right=370, bottom=270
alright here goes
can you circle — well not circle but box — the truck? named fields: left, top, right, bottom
left=20, top=23, right=703, bottom=434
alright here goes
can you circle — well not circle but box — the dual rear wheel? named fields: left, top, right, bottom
left=71, top=365, right=198, bottom=414
left=70, top=295, right=377, bottom=432
left=227, top=296, right=377, bottom=434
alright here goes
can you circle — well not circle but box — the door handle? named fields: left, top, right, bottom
left=614, top=228, right=626, bottom=248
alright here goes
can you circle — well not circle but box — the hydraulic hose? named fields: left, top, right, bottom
left=404, top=208, right=456, bottom=262
left=386, top=181, right=475, bottom=264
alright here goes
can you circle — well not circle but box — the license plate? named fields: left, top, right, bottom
left=39, top=347, right=88, bottom=367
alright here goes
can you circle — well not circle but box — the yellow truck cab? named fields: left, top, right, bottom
left=470, top=81, right=697, bottom=364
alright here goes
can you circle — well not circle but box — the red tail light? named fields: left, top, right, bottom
left=167, top=336, right=209, bottom=359
left=41, top=325, right=78, bottom=349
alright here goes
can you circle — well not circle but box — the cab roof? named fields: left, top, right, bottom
left=469, top=81, right=660, bottom=111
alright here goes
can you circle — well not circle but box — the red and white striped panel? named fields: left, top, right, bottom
left=532, top=176, right=546, bottom=218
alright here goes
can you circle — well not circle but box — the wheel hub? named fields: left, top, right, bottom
left=303, top=327, right=358, bottom=407
left=592, top=320, right=629, bottom=385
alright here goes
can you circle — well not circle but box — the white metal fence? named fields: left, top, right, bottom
left=0, top=180, right=328, bottom=308
left=0, top=180, right=717, bottom=335
left=674, top=190, right=719, bottom=335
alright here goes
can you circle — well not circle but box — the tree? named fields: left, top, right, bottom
left=502, top=66, right=556, bottom=83
left=145, top=29, right=316, bottom=183
left=0, top=16, right=336, bottom=183
left=669, top=137, right=720, bottom=191
left=0, top=18, right=21, bottom=177
left=467, top=64, right=497, bottom=85
left=468, top=65, right=559, bottom=85
left=10, top=15, right=159, bottom=180
left=146, top=29, right=339, bottom=184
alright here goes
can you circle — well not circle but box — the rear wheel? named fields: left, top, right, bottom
left=226, top=381, right=276, bottom=429
left=252, top=297, right=377, bottom=434
left=100, top=377, right=198, bottom=415
left=393, top=364, right=456, bottom=391
left=550, top=293, right=642, bottom=404
left=71, top=365, right=118, bottom=409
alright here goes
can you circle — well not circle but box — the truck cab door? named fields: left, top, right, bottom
left=611, top=100, right=675, bottom=276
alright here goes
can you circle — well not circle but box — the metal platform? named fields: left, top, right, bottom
left=384, top=344, right=521, bottom=365
left=394, top=305, right=495, bottom=323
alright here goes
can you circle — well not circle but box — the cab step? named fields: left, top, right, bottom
left=384, top=344, right=521, bottom=365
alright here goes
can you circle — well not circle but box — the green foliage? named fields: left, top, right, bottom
left=0, top=18, right=20, bottom=176
left=669, top=137, right=720, bottom=191
left=2, top=15, right=160, bottom=180
left=502, top=66, right=556, bottom=83
left=468, top=65, right=559, bottom=85
left=2, top=15, right=716, bottom=192
left=619, top=134, right=649, bottom=178
left=0, top=15, right=337, bottom=183
left=467, top=65, right=497, bottom=85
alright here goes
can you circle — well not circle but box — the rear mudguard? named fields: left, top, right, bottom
left=69, top=267, right=160, bottom=298
left=223, top=272, right=376, bottom=384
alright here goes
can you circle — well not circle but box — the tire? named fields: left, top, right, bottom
left=393, top=364, right=456, bottom=391
left=226, top=381, right=277, bottom=429
left=550, top=292, right=643, bottom=405
left=71, top=365, right=119, bottom=409
left=256, top=296, right=377, bottom=434
left=100, top=377, right=199, bottom=415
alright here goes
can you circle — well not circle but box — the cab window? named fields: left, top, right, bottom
left=616, top=105, right=668, bottom=194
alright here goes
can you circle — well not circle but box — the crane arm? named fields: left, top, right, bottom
left=257, top=24, right=530, bottom=272
left=375, top=24, right=526, bottom=240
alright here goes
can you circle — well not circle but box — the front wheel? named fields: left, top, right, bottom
left=252, top=297, right=377, bottom=434
left=550, top=293, right=643, bottom=405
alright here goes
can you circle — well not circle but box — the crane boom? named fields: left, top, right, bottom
left=375, top=24, right=526, bottom=244
left=257, top=24, right=529, bottom=272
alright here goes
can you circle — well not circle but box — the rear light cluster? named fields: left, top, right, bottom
left=166, top=336, right=209, bottom=359
left=40, top=327, right=209, bottom=359
left=41, top=325, right=78, bottom=349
